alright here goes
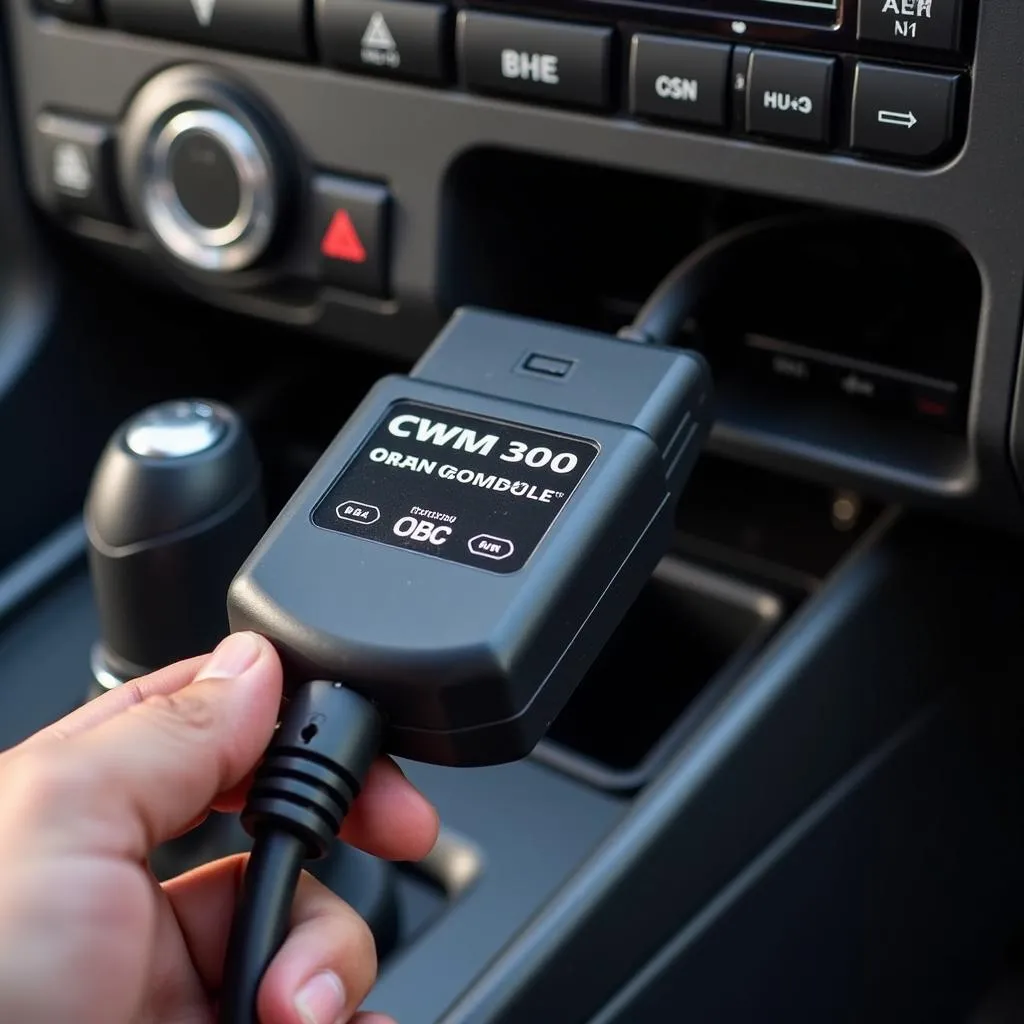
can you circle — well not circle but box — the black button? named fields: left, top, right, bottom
left=629, top=35, right=731, bottom=128
left=103, top=0, right=307, bottom=60
left=313, top=175, right=390, bottom=297
left=858, top=0, right=962, bottom=52
left=335, top=501, right=381, bottom=525
left=745, top=50, right=835, bottom=145
left=319, top=0, right=449, bottom=83
left=468, top=534, right=515, bottom=561
left=730, top=44, right=751, bottom=125
left=851, top=63, right=959, bottom=161
left=169, top=132, right=242, bottom=229
left=34, top=0, right=96, bottom=23
left=37, top=113, right=122, bottom=223
left=458, top=11, right=612, bottom=111
left=521, top=353, right=576, bottom=377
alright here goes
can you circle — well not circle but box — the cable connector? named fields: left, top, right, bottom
left=219, top=682, right=382, bottom=1024
left=243, top=681, right=382, bottom=858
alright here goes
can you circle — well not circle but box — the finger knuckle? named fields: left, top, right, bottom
left=138, top=688, right=218, bottom=736
left=3, top=751, right=87, bottom=815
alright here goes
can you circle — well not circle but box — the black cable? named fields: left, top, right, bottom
left=619, top=212, right=832, bottom=348
left=219, top=681, right=383, bottom=1024
left=219, top=830, right=305, bottom=1024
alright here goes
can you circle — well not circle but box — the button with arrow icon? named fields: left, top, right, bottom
left=103, top=0, right=307, bottom=60
left=851, top=62, right=961, bottom=162
left=319, top=0, right=449, bottom=83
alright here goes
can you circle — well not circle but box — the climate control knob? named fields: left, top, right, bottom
left=120, top=65, right=291, bottom=275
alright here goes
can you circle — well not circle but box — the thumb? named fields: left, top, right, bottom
left=13, top=632, right=283, bottom=861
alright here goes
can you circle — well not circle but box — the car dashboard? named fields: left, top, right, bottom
left=2, top=1, right=1024, bottom=1021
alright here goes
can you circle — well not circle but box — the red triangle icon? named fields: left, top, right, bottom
left=320, top=210, right=367, bottom=264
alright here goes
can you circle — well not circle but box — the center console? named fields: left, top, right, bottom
left=5, top=0, right=1024, bottom=1019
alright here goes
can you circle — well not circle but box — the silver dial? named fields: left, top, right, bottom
left=140, top=107, right=277, bottom=273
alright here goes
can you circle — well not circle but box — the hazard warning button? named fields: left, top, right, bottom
left=319, top=0, right=449, bottom=84
left=313, top=174, right=390, bottom=297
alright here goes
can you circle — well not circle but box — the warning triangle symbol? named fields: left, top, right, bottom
left=320, top=210, right=367, bottom=264
left=190, top=0, right=216, bottom=27
left=361, top=12, right=396, bottom=50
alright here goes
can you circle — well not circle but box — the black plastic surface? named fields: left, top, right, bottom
left=319, top=0, right=451, bottom=84
left=593, top=687, right=1024, bottom=1023
left=8, top=0, right=1023, bottom=523
left=228, top=311, right=711, bottom=764
left=103, top=0, right=309, bottom=60
left=436, top=515, right=1017, bottom=1023
left=7, top=4, right=1024, bottom=1021
left=537, top=556, right=783, bottom=790
left=850, top=62, right=959, bottom=160
left=310, top=399, right=601, bottom=573
left=244, top=681, right=382, bottom=856
left=744, top=50, right=836, bottom=145
left=85, top=400, right=266, bottom=670
left=35, top=113, right=122, bottom=222
left=858, top=0, right=963, bottom=52
left=171, top=130, right=242, bottom=228
left=458, top=12, right=613, bottom=110
left=628, top=34, right=731, bottom=128
left=34, top=0, right=95, bottom=23
left=314, top=174, right=391, bottom=297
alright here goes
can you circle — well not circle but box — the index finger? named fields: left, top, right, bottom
left=21, top=655, right=209, bottom=749
left=21, top=644, right=439, bottom=863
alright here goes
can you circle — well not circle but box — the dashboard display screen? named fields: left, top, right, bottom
left=611, top=0, right=840, bottom=26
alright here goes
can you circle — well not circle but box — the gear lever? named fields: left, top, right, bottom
left=84, top=398, right=399, bottom=953
left=85, top=398, right=265, bottom=692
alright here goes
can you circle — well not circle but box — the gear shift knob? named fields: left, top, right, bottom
left=85, top=398, right=266, bottom=690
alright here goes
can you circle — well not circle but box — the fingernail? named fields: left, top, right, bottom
left=195, top=632, right=261, bottom=681
left=294, top=971, right=346, bottom=1024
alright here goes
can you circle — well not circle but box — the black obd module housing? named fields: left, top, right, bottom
left=228, top=308, right=712, bottom=766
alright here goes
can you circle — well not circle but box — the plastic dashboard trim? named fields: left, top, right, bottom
left=5, top=0, right=1024, bottom=527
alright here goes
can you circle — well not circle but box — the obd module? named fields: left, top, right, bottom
left=228, top=307, right=712, bottom=767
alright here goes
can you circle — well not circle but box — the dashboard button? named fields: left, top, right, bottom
left=170, top=127, right=243, bottom=231
left=851, top=63, right=959, bottom=160
left=319, top=0, right=449, bottom=83
left=458, top=11, right=612, bottom=111
left=745, top=50, right=835, bottom=145
left=858, top=0, right=962, bottom=52
left=314, top=175, right=391, bottom=297
left=34, top=0, right=96, bottom=23
left=37, top=113, right=121, bottom=222
left=103, top=0, right=307, bottom=60
left=629, top=35, right=731, bottom=128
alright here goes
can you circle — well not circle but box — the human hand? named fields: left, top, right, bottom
left=0, top=631, right=439, bottom=1024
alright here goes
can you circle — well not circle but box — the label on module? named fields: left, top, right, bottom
left=311, top=401, right=600, bottom=574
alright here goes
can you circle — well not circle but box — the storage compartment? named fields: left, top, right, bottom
left=535, top=557, right=783, bottom=791
left=441, top=149, right=982, bottom=495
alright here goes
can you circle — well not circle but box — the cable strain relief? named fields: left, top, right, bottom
left=242, top=751, right=359, bottom=858
left=240, top=680, right=383, bottom=859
